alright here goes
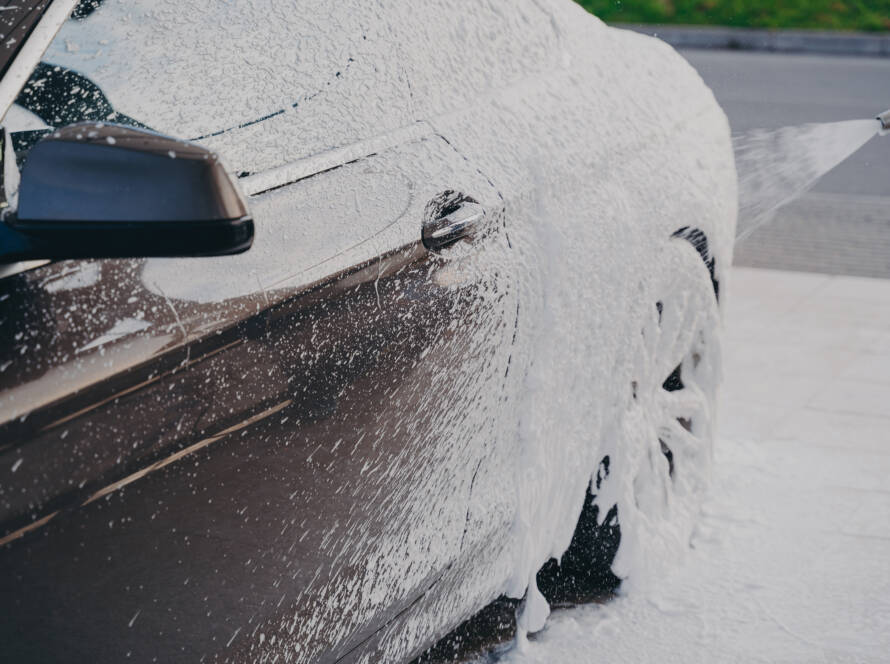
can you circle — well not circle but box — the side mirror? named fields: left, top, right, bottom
left=0, top=123, right=253, bottom=262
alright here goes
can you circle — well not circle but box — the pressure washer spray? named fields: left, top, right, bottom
left=733, top=108, right=890, bottom=241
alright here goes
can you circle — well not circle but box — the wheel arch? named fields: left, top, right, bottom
left=672, top=226, right=721, bottom=301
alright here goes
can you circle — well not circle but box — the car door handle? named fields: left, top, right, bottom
left=422, top=201, right=486, bottom=252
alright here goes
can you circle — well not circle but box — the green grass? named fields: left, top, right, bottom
left=574, top=0, right=890, bottom=32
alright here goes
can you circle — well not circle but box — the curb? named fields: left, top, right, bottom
left=614, top=23, right=890, bottom=58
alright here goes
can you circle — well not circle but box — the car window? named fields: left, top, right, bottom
left=7, top=0, right=416, bottom=174
left=0, top=1, right=54, bottom=80
left=4, top=1, right=559, bottom=177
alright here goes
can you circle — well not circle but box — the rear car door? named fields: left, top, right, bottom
left=0, top=2, right=519, bottom=661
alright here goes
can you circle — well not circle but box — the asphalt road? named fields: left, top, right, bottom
left=680, top=49, right=890, bottom=278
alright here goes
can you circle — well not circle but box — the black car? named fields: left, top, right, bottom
left=0, top=1, right=736, bottom=661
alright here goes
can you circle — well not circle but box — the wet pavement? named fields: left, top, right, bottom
left=731, top=193, right=890, bottom=280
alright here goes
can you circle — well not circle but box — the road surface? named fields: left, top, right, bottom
left=681, top=49, right=890, bottom=278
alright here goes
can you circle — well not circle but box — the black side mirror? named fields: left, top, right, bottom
left=0, top=123, right=253, bottom=262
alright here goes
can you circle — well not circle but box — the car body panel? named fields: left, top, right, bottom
left=0, top=1, right=737, bottom=662
left=0, top=134, right=520, bottom=661
left=422, top=0, right=736, bottom=614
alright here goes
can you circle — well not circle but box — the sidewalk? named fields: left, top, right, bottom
left=490, top=267, right=890, bottom=663
left=617, top=23, right=890, bottom=57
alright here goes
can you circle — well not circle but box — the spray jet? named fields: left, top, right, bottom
left=734, top=109, right=889, bottom=241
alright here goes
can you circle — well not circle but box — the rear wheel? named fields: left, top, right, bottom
left=539, top=233, right=721, bottom=601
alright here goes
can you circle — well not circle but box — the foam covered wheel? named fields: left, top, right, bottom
left=536, top=458, right=622, bottom=604
left=538, top=233, right=721, bottom=601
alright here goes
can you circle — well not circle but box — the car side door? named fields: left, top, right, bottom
left=0, top=127, right=519, bottom=662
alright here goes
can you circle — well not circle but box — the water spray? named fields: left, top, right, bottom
left=734, top=110, right=889, bottom=241
left=878, top=109, right=890, bottom=136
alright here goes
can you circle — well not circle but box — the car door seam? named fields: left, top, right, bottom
left=239, top=120, right=433, bottom=197
left=332, top=568, right=448, bottom=664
